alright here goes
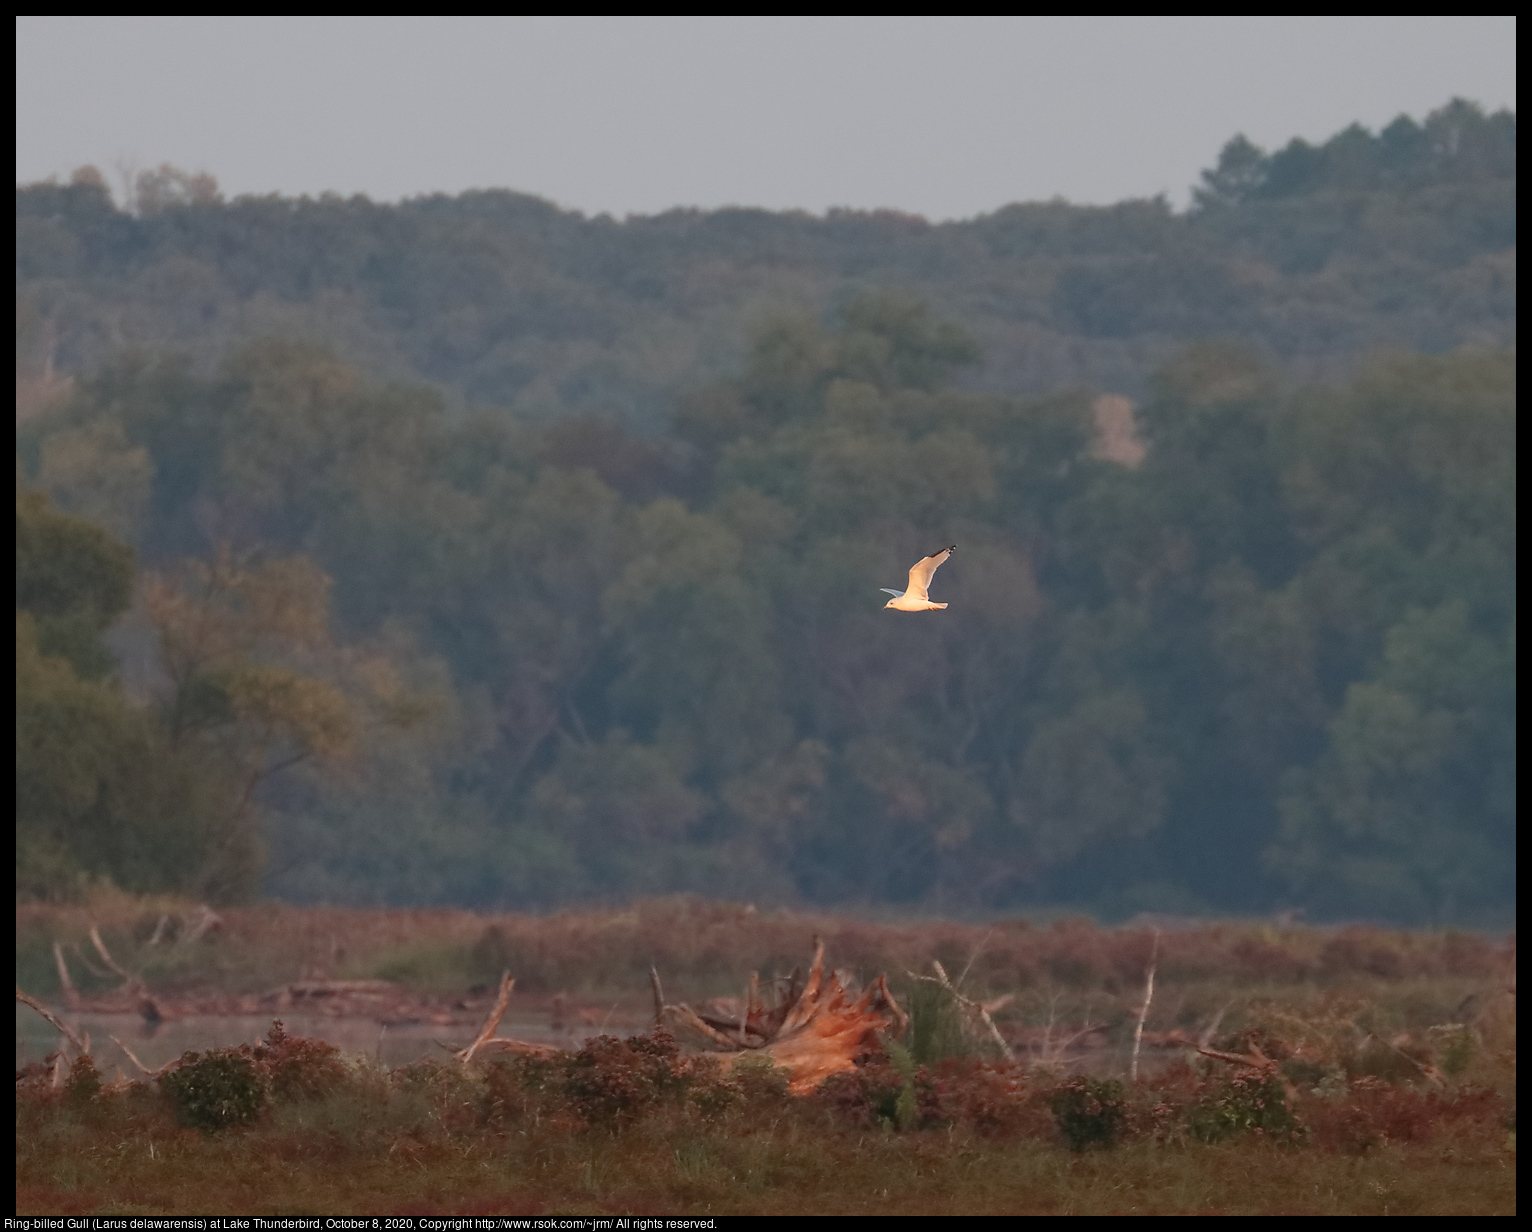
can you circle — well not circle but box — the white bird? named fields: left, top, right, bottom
left=882, top=545, right=955, bottom=611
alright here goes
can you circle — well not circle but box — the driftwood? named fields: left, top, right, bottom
left=1129, top=930, right=1160, bottom=1083
left=52, top=943, right=81, bottom=1010
left=183, top=905, right=224, bottom=943
left=89, top=925, right=141, bottom=990
left=456, top=971, right=559, bottom=1064
left=109, top=1034, right=180, bottom=1079
left=1196, top=1039, right=1279, bottom=1071
left=663, top=937, right=909, bottom=1094
left=17, top=988, right=89, bottom=1056
left=21, top=982, right=185, bottom=1085
left=49, top=927, right=152, bottom=1017
left=17, top=987, right=91, bottom=1090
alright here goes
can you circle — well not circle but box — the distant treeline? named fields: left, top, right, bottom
left=15, top=100, right=1516, bottom=922
left=17, top=296, right=1514, bottom=922
left=17, top=100, right=1516, bottom=426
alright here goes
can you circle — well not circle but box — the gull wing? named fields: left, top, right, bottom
left=905, top=545, right=955, bottom=601
left=880, top=588, right=905, bottom=597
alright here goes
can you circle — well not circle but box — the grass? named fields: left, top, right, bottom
left=16, top=893, right=1516, bottom=1214
left=16, top=1034, right=1516, bottom=1216
left=17, top=891, right=1515, bottom=1011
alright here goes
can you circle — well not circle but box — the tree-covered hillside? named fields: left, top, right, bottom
left=17, top=100, right=1515, bottom=426
left=18, top=308, right=1514, bottom=922
left=15, top=100, right=1516, bottom=923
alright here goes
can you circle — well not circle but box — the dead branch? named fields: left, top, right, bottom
left=1195, top=1042, right=1278, bottom=1071
left=649, top=965, right=666, bottom=1029
left=955, top=926, right=995, bottom=989
left=1130, top=929, right=1160, bottom=1083
left=1364, top=1032, right=1448, bottom=1089
left=147, top=914, right=171, bottom=946
left=1197, top=999, right=1235, bottom=1050
left=89, top=926, right=128, bottom=979
left=109, top=1034, right=179, bottom=1079
left=183, top=905, right=223, bottom=944
left=71, top=942, right=113, bottom=980
left=52, top=943, right=81, bottom=1010
left=667, top=1003, right=748, bottom=1050
left=470, top=1038, right=560, bottom=1060
left=90, top=924, right=144, bottom=992
left=456, top=971, right=584, bottom=1064
left=459, top=970, right=515, bottom=1064
left=17, top=988, right=88, bottom=1055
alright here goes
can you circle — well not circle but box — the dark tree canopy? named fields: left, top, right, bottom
left=15, top=101, right=1516, bottom=922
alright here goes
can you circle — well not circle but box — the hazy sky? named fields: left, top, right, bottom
left=16, top=16, right=1516, bottom=220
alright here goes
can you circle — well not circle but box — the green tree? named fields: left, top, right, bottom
left=1268, top=603, right=1514, bottom=920
left=16, top=612, right=235, bottom=899
left=15, top=499, right=247, bottom=900
left=16, top=490, right=135, bottom=679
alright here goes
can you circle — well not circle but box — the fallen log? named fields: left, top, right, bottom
left=663, top=937, right=909, bottom=1094
left=284, top=979, right=402, bottom=998
left=1196, top=1044, right=1276, bottom=1070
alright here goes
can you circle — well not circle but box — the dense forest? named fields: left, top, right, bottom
left=15, top=101, right=1516, bottom=923
left=17, top=99, right=1516, bottom=421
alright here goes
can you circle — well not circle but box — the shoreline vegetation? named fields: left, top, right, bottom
left=15, top=898, right=1516, bottom=1216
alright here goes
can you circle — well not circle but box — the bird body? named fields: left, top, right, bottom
left=882, top=545, right=955, bottom=611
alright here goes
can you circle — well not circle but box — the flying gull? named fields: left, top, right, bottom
left=882, top=545, right=955, bottom=611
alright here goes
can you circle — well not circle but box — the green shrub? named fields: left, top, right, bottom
left=161, top=1049, right=270, bottom=1132
left=1049, top=1076, right=1126, bottom=1150
left=1188, top=1069, right=1303, bottom=1144
left=728, top=1051, right=789, bottom=1104
left=906, top=982, right=972, bottom=1065
left=1434, top=1025, right=1475, bottom=1077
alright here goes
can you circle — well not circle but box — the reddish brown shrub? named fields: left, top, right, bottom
left=1437, top=931, right=1504, bottom=978
left=928, top=1060, right=1047, bottom=1138
left=1304, top=1077, right=1506, bottom=1154
left=63, top=1054, right=102, bottom=1105
left=817, top=1060, right=920, bottom=1129
left=1320, top=929, right=1409, bottom=979
left=1230, top=937, right=1313, bottom=982
left=815, top=1056, right=1043, bottom=1138
left=479, top=1056, right=544, bottom=1127
left=559, top=1030, right=686, bottom=1126
left=254, top=1021, right=349, bottom=1103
